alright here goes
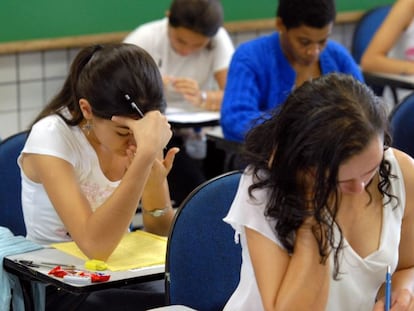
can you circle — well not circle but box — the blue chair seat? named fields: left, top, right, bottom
left=389, top=92, right=414, bottom=158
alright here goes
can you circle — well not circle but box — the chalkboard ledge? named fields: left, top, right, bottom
left=0, top=11, right=364, bottom=55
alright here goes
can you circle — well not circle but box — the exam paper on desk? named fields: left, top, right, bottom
left=51, top=230, right=167, bottom=271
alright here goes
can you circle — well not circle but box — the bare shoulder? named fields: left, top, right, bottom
left=392, top=148, right=414, bottom=171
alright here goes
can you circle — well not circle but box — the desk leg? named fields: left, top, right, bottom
left=20, top=279, right=35, bottom=311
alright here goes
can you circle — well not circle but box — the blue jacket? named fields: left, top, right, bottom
left=220, top=32, right=364, bottom=142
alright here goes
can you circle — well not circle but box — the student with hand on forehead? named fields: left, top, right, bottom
left=19, top=43, right=179, bottom=311
left=220, top=0, right=364, bottom=143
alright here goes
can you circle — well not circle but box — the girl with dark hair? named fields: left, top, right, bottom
left=124, top=0, right=233, bottom=111
left=224, top=73, right=414, bottom=310
left=19, top=43, right=179, bottom=310
left=124, top=0, right=235, bottom=207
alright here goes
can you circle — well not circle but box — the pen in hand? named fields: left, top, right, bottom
left=385, top=265, right=391, bottom=311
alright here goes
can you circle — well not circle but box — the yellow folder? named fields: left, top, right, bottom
left=51, top=230, right=167, bottom=271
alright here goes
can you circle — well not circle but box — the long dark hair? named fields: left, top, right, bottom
left=243, top=73, right=397, bottom=279
left=30, top=43, right=165, bottom=128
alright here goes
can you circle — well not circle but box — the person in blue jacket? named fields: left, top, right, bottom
left=221, top=0, right=364, bottom=143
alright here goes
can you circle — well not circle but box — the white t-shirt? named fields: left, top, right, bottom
left=18, top=114, right=120, bottom=245
left=223, top=148, right=405, bottom=311
left=123, top=18, right=234, bottom=104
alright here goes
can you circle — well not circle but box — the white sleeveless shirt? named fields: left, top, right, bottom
left=223, top=148, right=405, bottom=311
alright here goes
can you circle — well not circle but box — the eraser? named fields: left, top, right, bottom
left=85, top=259, right=108, bottom=271
left=63, top=275, right=91, bottom=285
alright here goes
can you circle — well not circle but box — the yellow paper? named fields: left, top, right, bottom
left=51, top=230, right=167, bottom=271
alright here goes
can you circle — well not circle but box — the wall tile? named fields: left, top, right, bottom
left=0, top=111, right=19, bottom=139
left=18, top=52, right=43, bottom=81
left=45, top=78, right=65, bottom=103
left=44, top=50, right=68, bottom=78
left=0, top=54, right=17, bottom=83
left=20, top=108, right=40, bottom=131
left=20, top=81, right=44, bottom=110
left=0, top=84, right=18, bottom=111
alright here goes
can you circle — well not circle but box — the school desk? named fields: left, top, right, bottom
left=4, top=239, right=165, bottom=310
left=165, top=101, right=220, bottom=128
left=363, top=71, right=414, bottom=91
left=363, top=71, right=414, bottom=106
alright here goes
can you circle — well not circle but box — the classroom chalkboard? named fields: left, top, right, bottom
left=0, top=0, right=395, bottom=43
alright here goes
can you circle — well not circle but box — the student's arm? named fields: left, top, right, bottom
left=198, top=67, right=227, bottom=111
left=22, top=112, right=172, bottom=260
left=361, top=0, right=414, bottom=75
left=170, top=72, right=226, bottom=111
left=373, top=149, right=414, bottom=310
left=141, top=148, right=179, bottom=236
left=220, top=48, right=265, bottom=143
left=246, top=223, right=330, bottom=311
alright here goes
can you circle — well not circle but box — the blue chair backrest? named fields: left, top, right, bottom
left=0, top=131, right=28, bottom=236
left=351, top=5, right=391, bottom=64
left=390, top=92, right=414, bottom=158
left=165, top=170, right=242, bottom=311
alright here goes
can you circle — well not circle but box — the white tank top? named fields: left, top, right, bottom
left=223, top=148, right=405, bottom=311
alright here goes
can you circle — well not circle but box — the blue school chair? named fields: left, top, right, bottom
left=351, top=5, right=398, bottom=104
left=389, top=92, right=414, bottom=158
left=351, top=5, right=391, bottom=65
left=165, top=170, right=242, bottom=311
left=0, top=131, right=29, bottom=236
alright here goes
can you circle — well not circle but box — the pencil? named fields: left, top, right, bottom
left=125, top=94, right=144, bottom=118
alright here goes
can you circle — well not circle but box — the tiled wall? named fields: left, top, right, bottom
left=0, top=23, right=355, bottom=140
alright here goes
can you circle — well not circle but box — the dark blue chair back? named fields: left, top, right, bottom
left=0, top=131, right=29, bottom=236
left=390, top=92, right=414, bottom=158
left=165, top=170, right=242, bottom=311
left=351, top=5, right=391, bottom=64
left=351, top=5, right=394, bottom=100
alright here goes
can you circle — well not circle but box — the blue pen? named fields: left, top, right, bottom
left=385, top=265, right=391, bottom=311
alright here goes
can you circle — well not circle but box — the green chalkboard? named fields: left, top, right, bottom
left=0, top=0, right=395, bottom=43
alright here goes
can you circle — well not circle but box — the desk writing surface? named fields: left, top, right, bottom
left=51, top=230, right=167, bottom=271
left=363, top=71, right=414, bottom=90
